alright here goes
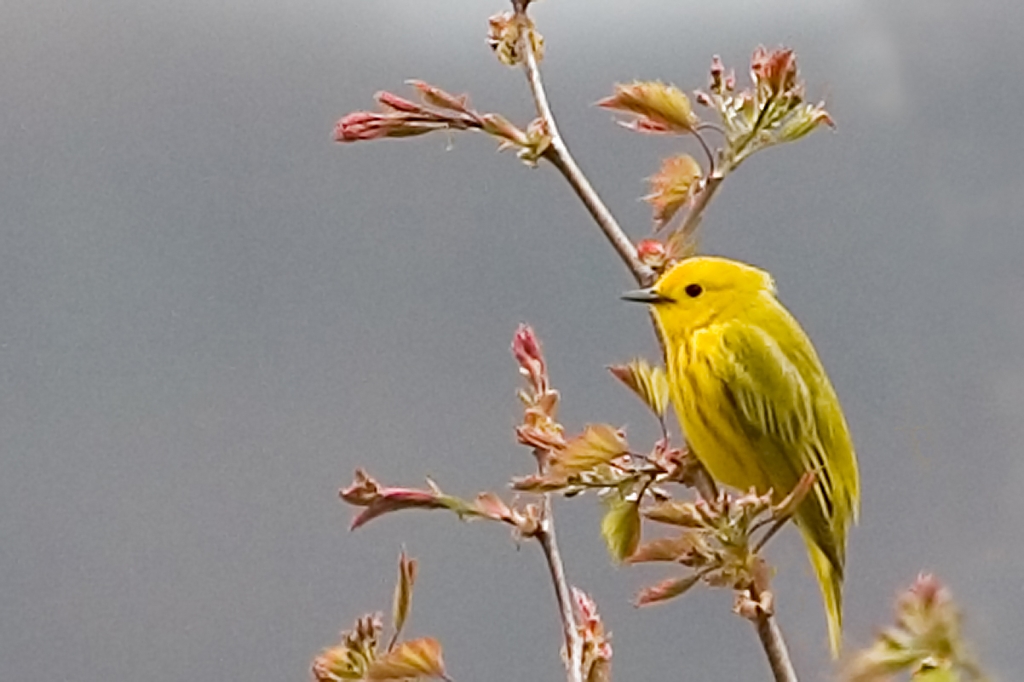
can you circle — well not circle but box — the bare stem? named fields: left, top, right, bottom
left=692, top=130, right=717, bottom=174
left=750, top=584, right=800, bottom=682
left=753, top=516, right=789, bottom=554
left=668, top=174, right=723, bottom=252
left=514, top=8, right=653, bottom=285
left=756, top=610, right=799, bottom=682
left=535, top=496, right=584, bottom=682
left=510, top=15, right=627, bottom=674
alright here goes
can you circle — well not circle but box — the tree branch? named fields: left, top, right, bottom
left=750, top=584, right=799, bottom=682
left=756, top=613, right=798, bottom=682
left=513, top=6, right=654, bottom=286
left=510, top=7, right=798, bottom=682
left=535, top=496, right=584, bottom=682
left=670, top=174, right=723, bottom=256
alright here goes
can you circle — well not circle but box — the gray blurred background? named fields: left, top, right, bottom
left=2, top=0, right=1022, bottom=679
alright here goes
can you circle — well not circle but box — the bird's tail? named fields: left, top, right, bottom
left=805, top=537, right=844, bottom=658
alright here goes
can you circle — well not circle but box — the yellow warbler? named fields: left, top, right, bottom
left=623, top=256, right=859, bottom=656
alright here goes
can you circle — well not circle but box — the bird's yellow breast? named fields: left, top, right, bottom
left=667, top=327, right=772, bottom=495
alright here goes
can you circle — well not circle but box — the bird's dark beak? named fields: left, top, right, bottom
left=621, top=287, right=669, bottom=304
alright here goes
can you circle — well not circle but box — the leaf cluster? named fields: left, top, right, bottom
left=597, top=49, right=832, bottom=261
left=334, top=81, right=552, bottom=166
left=339, top=326, right=812, bottom=619
left=842, top=575, right=988, bottom=682
left=312, top=551, right=450, bottom=682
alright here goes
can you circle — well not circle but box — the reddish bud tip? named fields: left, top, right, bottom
left=335, top=112, right=389, bottom=142
left=375, top=91, right=423, bottom=114
left=909, top=573, right=946, bottom=607
left=512, top=324, right=542, bottom=362
left=636, top=239, right=666, bottom=260
left=511, top=324, right=548, bottom=394
left=751, top=46, right=798, bottom=96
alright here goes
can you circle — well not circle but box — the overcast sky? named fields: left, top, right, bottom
left=3, top=1, right=1023, bottom=680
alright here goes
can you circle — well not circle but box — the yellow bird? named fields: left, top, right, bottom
left=623, top=256, right=859, bottom=656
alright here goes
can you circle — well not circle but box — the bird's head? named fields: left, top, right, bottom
left=622, top=256, right=775, bottom=335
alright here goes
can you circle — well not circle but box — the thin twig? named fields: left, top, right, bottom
left=514, top=9, right=653, bottom=286
left=750, top=584, right=799, bottom=682
left=757, top=615, right=799, bottom=682
left=511, top=13, right=630, bottom=674
left=692, top=130, right=717, bottom=174
left=695, top=121, right=725, bottom=135
left=669, top=174, right=723, bottom=253
left=535, top=496, right=584, bottom=682
left=753, top=515, right=791, bottom=554
left=510, top=6, right=796, bottom=681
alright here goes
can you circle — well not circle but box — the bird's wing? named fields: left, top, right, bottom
left=708, top=318, right=844, bottom=567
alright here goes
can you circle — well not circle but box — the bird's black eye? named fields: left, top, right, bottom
left=684, top=283, right=703, bottom=298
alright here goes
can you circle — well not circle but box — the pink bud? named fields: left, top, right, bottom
left=751, top=47, right=797, bottom=95
left=511, top=324, right=547, bottom=393
left=636, top=239, right=666, bottom=262
left=334, top=112, right=392, bottom=142
left=909, top=573, right=946, bottom=607
left=512, top=324, right=542, bottom=363
left=710, top=55, right=724, bottom=79
left=375, top=91, right=423, bottom=114
left=349, top=486, right=447, bottom=530
left=340, top=469, right=449, bottom=530
left=709, top=55, right=725, bottom=93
